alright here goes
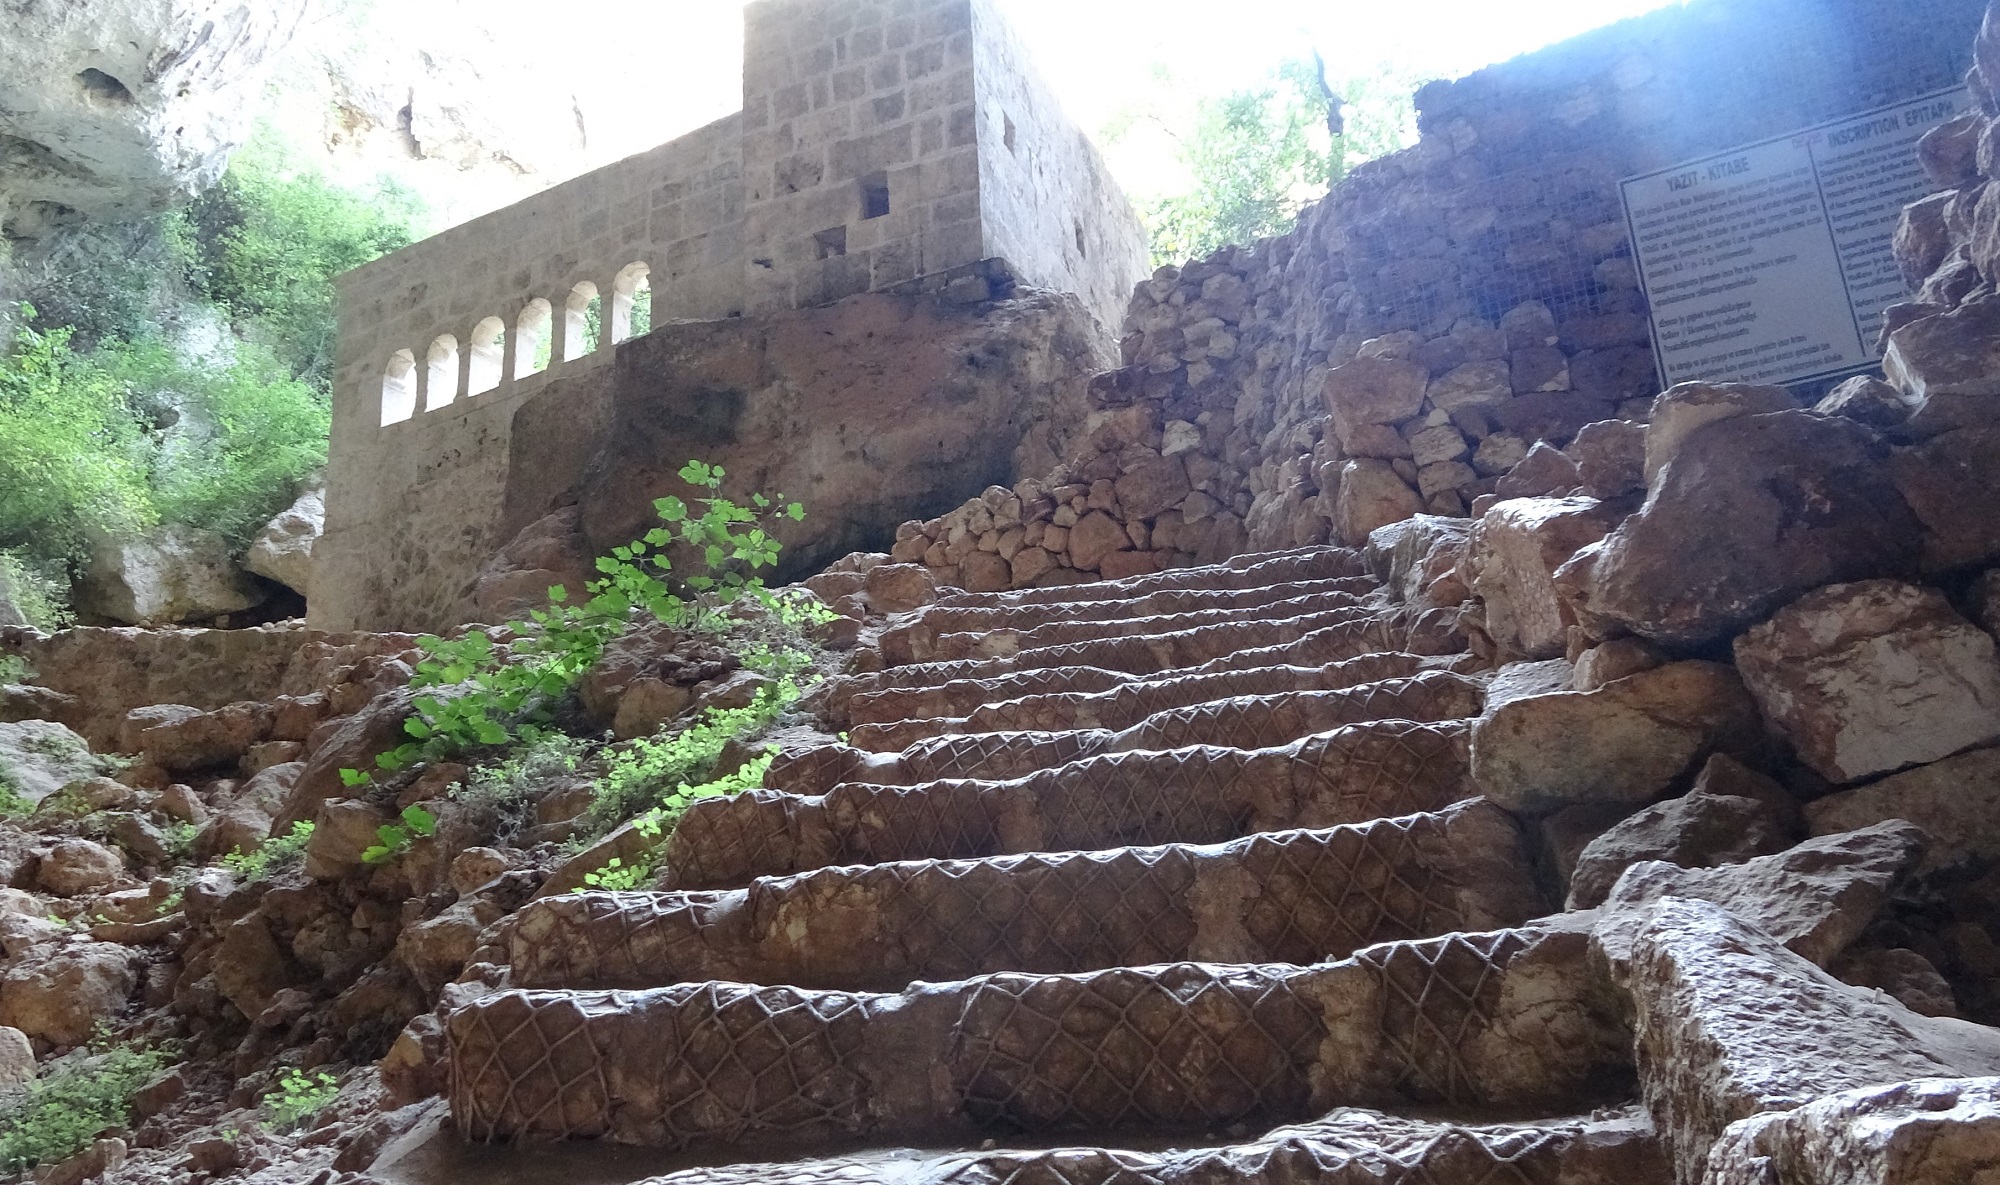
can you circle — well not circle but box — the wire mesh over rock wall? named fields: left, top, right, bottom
left=890, top=0, right=1986, bottom=593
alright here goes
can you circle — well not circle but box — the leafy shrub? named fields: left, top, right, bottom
left=185, top=129, right=422, bottom=389
left=262, top=1068, right=339, bottom=1131
left=221, top=820, right=315, bottom=882
left=360, top=804, right=437, bottom=865
left=587, top=684, right=796, bottom=835
left=452, top=732, right=589, bottom=844
left=578, top=746, right=779, bottom=892
left=0, top=1040, right=172, bottom=1174
left=0, top=549, right=69, bottom=631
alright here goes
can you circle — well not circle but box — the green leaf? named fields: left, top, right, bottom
left=657, top=496, right=687, bottom=523
left=474, top=719, right=510, bottom=746
left=360, top=845, right=393, bottom=864
left=338, top=767, right=371, bottom=787
left=402, top=805, right=437, bottom=836
left=548, top=584, right=568, bottom=603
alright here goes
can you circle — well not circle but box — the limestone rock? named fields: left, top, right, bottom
left=0, top=1024, right=31, bottom=1101
left=1619, top=898, right=2000, bottom=1185
left=1333, top=460, right=1424, bottom=547
left=1570, top=411, right=1921, bottom=648
left=1815, top=376, right=1912, bottom=431
left=1600, top=821, right=1927, bottom=969
left=134, top=701, right=274, bottom=773
left=0, top=942, right=139, bottom=1046
left=1427, top=360, right=1513, bottom=411
left=78, top=524, right=268, bottom=626
left=275, top=689, right=418, bottom=830
left=1806, top=747, right=2000, bottom=875
left=1323, top=357, right=1429, bottom=448
left=1466, top=496, right=1623, bottom=661
left=36, top=839, right=126, bottom=897
left=1643, top=382, right=1796, bottom=487
left=1733, top=581, right=2000, bottom=784
left=0, top=720, right=104, bottom=805
left=1889, top=424, right=2000, bottom=574
left=303, top=798, right=394, bottom=880
left=1573, top=637, right=1667, bottom=691
left=1704, top=1076, right=2000, bottom=1185
left=244, top=486, right=324, bottom=598
left=864, top=564, right=937, bottom=613
left=1365, top=515, right=1472, bottom=609
left=1471, top=661, right=1761, bottom=815
left=1568, top=786, right=1799, bottom=909
left=1494, top=442, right=1581, bottom=499
left=1883, top=296, right=2000, bottom=438
left=1067, top=510, right=1133, bottom=572
left=1112, top=455, right=1190, bottom=521
left=471, top=508, right=593, bottom=624
left=1832, top=947, right=1962, bottom=1019
left=1570, top=418, right=1647, bottom=499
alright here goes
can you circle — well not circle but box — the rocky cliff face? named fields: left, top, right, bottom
left=0, top=0, right=309, bottom=243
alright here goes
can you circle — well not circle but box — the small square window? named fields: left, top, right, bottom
left=860, top=172, right=891, bottom=220
left=815, top=226, right=848, bottom=259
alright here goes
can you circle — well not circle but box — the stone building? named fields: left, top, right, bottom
left=315, top=0, right=1147, bottom=632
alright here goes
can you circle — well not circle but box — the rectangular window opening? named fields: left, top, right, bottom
left=860, top=172, right=891, bottom=220
left=815, top=225, right=848, bottom=259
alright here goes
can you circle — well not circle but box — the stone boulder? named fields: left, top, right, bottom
left=36, top=838, right=126, bottom=897
left=1567, top=759, right=1799, bottom=909
left=1704, top=1076, right=2000, bottom=1185
left=1618, top=898, right=2000, bottom=1185
left=0, top=942, right=139, bottom=1046
left=1734, top=581, right=2000, bottom=784
left=1565, top=411, right=1921, bottom=648
left=1883, top=295, right=2000, bottom=438
left=1806, top=747, right=2000, bottom=875
left=1323, top=357, right=1428, bottom=450
left=471, top=508, right=594, bottom=625
left=1569, top=419, right=1646, bottom=499
left=244, top=486, right=324, bottom=599
left=1598, top=821, right=1927, bottom=969
left=1465, top=496, right=1624, bottom=661
left=0, top=1024, right=30, bottom=1100
left=132, top=701, right=275, bottom=773
left=1642, top=382, right=1796, bottom=487
left=1814, top=376, right=1912, bottom=430
left=1471, top=661, right=1762, bottom=815
left=1333, top=459, right=1424, bottom=547
left=275, top=689, right=419, bottom=831
left=1889, top=424, right=2000, bottom=574
left=76, top=524, right=267, bottom=626
left=0, top=720, right=105, bottom=804
left=1364, top=515, right=1472, bottom=610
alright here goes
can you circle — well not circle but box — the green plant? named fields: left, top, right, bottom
left=452, top=732, right=589, bottom=844
left=0, top=782, right=27, bottom=819
left=221, top=820, right=315, bottom=881
left=580, top=855, right=654, bottom=891
left=262, top=1068, right=339, bottom=1131
left=369, top=461, right=807, bottom=774
left=161, top=821, right=199, bottom=863
left=588, top=685, right=796, bottom=834
left=578, top=746, right=778, bottom=892
left=0, top=549, right=66, bottom=632
left=360, top=804, right=437, bottom=865
left=0, top=1040, right=172, bottom=1174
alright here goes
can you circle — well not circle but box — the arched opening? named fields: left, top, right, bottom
left=425, top=335, right=460, bottom=411
left=468, top=316, right=506, bottom=395
left=564, top=281, right=601, bottom=360
left=611, top=262, right=652, bottom=344
left=381, top=349, right=417, bottom=425
left=515, top=298, right=553, bottom=377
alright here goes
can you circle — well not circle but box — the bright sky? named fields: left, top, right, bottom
left=553, top=0, right=1687, bottom=199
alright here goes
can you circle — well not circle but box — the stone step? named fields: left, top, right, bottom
left=895, top=575, right=1382, bottom=649
left=446, top=927, right=1629, bottom=1149
left=839, top=665, right=1135, bottom=728
left=772, top=672, right=1483, bottom=795
left=848, top=653, right=1458, bottom=751
left=620, top=1105, right=1669, bottom=1185
left=663, top=720, right=1475, bottom=890
left=831, top=606, right=1465, bottom=709
left=928, top=547, right=1370, bottom=611
left=504, top=803, right=1543, bottom=993
left=886, top=580, right=1383, bottom=664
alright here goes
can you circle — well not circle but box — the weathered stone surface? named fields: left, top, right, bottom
left=1574, top=637, right=1667, bottom=691
left=0, top=942, right=139, bottom=1046
left=1619, top=898, right=2000, bottom=1185
left=1324, top=357, right=1429, bottom=446
left=1112, top=455, right=1190, bottom=521
left=471, top=508, right=593, bottom=625
left=1883, top=296, right=2000, bottom=437
left=1889, top=425, right=2000, bottom=574
left=1815, top=376, right=1913, bottom=430
left=1704, top=1076, right=2000, bottom=1185
left=1569, top=411, right=1921, bottom=648
left=244, top=486, right=324, bottom=599
left=1568, top=785, right=1798, bottom=910
left=1733, top=581, right=2000, bottom=784
left=135, top=700, right=274, bottom=773
left=1365, top=515, right=1472, bottom=610
left=1067, top=510, right=1134, bottom=572
left=1466, top=496, right=1623, bottom=661
left=275, top=689, right=417, bottom=830
left=865, top=564, right=938, bottom=613
left=36, top=838, right=126, bottom=897
left=0, top=1024, right=31, bottom=1100
left=0, top=720, right=104, bottom=804
left=1471, top=661, right=1761, bottom=815
left=1643, top=383, right=1796, bottom=487
left=76, top=524, right=266, bottom=626
left=1571, top=418, right=1647, bottom=499
left=1333, top=460, right=1424, bottom=547
left=1807, top=747, right=2000, bottom=874
left=1494, top=441, right=1581, bottom=499
left=1600, top=822, right=1927, bottom=969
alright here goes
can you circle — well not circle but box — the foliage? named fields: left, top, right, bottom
left=587, top=685, right=796, bottom=834
left=262, top=1068, right=339, bottom=1131
left=0, top=1039, right=173, bottom=1174
left=1112, top=58, right=1420, bottom=267
left=452, top=732, right=589, bottom=844
left=162, top=821, right=199, bottom=864
left=0, top=782, right=28, bottom=819
left=359, top=804, right=437, bottom=865
left=0, top=307, right=328, bottom=573
left=7, top=212, right=198, bottom=352
left=0, top=652, right=31, bottom=685
left=359, top=461, right=806, bottom=776
left=578, top=746, right=779, bottom=891
left=185, top=128, right=423, bottom=389
left=0, top=549, right=69, bottom=632
left=580, top=855, right=653, bottom=891
left=222, top=821, right=315, bottom=882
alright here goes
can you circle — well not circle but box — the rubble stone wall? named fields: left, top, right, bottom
left=893, top=0, right=1987, bottom=593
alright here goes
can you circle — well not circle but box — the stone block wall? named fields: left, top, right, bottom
left=892, top=0, right=1987, bottom=593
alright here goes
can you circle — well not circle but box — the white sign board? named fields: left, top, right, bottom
left=1622, top=87, right=1968, bottom=389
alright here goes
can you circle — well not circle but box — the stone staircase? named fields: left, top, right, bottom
left=439, top=547, right=1671, bottom=1184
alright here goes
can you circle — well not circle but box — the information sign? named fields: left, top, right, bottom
left=1622, top=87, right=1968, bottom=388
